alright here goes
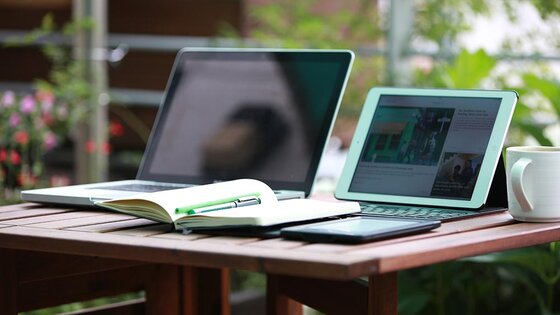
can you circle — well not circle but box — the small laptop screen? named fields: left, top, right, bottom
left=349, top=95, right=501, bottom=200
left=138, top=50, right=352, bottom=194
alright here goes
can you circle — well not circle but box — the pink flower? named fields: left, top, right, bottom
left=43, top=132, right=58, bottom=150
left=1, top=91, right=15, bottom=107
left=21, top=95, right=36, bottom=114
left=37, top=90, right=55, bottom=113
left=9, top=113, right=20, bottom=127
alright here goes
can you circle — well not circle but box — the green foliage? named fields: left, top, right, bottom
left=224, top=0, right=385, bottom=117
left=6, top=14, right=93, bottom=133
left=528, top=0, right=560, bottom=18
left=249, top=0, right=381, bottom=48
left=522, top=74, right=560, bottom=119
left=414, top=47, right=560, bottom=146
left=399, top=258, right=550, bottom=315
left=466, top=243, right=560, bottom=314
left=414, top=0, right=490, bottom=49
left=416, top=48, right=496, bottom=89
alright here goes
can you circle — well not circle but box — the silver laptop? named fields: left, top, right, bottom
left=22, top=48, right=355, bottom=206
left=335, top=87, right=518, bottom=221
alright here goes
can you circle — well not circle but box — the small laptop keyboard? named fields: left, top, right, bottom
left=360, top=204, right=476, bottom=221
left=90, top=183, right=189, bottom=193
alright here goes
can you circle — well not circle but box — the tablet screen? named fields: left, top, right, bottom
left=349, top=95, right=500, bottom=200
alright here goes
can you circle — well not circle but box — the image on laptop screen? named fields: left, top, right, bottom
left=138, top=50, right=353, bottom=193
left=348, top=94, right=501, bottom=201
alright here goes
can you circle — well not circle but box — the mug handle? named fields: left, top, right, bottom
left=511, top=157, right=533, bottom=212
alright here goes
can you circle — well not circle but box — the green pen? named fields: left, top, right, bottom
left=175, top=193, right=261, bottom=215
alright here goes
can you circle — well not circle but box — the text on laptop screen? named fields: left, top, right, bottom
left=139, top=51, right=351, bottom=192
left=349, top=95, right=501, bottom=200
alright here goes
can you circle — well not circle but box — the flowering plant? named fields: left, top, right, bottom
left=0, top=90, right=69, bottom=190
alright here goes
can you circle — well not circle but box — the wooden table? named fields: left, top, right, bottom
left=1, top=203, right=560, bottom=314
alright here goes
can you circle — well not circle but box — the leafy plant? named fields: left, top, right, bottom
left=228, top=0, right=385, bottom=118
left=466, top=244, right=560, bottom=314
left=6, top=14, right=94, bottom=130
left=0, top=91, right=65, bottom=193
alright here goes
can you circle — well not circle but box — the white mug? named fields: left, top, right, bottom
left=506, top=146, right=560, bottom=222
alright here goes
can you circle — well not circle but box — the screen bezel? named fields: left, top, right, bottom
left=136, top=48, right=354, bottom=196
left=335, top=87, right=518, bottom=209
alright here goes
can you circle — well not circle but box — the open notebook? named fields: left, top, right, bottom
left=22, top=48, right=354, bottom=206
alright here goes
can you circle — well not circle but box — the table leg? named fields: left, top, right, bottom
left=368, top=272, right=398, bottom=315
left=266, top=275, right=303, bottom=315
left=0, top=248, right=17, bottom=314
left=181, top=266, right=231, bottom=315
left=265, top=273, right=398, bottom=315
left=145, top=264, right=181, bottom=315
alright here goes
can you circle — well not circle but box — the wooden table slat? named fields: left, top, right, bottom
left=0, top=208, right=74, bottom=222
left=108, top=224, right=174, bottom=237
left=0, top=203, right=44, bottom=213
left=66, top=218, right=158, bottom=233
left=151, top=232, right=212, bottom=241
left=1, top=210, right=105, bottom=226
left=244, top=237, right=306, bottom=250
left=181, top=235, right=262, bottom=246
left=26, top=213, right=136, bottom=229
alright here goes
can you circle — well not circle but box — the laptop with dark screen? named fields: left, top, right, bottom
left=22, top=48, right=354, bottom=206
left=335, top=87, right=517, bottom=221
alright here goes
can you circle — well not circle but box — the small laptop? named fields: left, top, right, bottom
left=22, top=48, right=354, bottom=206
left=335, top=87, right=518, bottom=222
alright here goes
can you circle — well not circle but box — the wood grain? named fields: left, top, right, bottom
left=27, top=213, right=135, bottom=229
left=1, top=210, right=102, bottom=225
left=0, top=207, right=75, bottom=221
left=109, top=224, right=174, bottom=237
left=15, top=251, right=145, bottom=283
left=267, top=274, right=367, bottom=314
left=65, top=218, right=158, bottom=233
left=266, top=275, right=303, bottom=315
left=369, top=272, right=397, bottom=315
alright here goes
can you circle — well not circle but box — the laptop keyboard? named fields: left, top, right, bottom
left=360, top=203, right=476, bottom=221
left=91, top=183, right=189, bottom=193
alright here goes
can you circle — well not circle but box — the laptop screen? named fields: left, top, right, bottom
left=137, top=49, right=353, bottom=195
left=348, top=95, right=501, bottom=200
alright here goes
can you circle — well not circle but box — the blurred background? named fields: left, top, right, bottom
left=2, top=0, right=560, bottom=314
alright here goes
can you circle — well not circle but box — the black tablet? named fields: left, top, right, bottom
left=280, top=217, right=441, bottom=244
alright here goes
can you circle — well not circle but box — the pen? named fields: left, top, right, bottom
left=175, top=195, right=261, bottom=215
